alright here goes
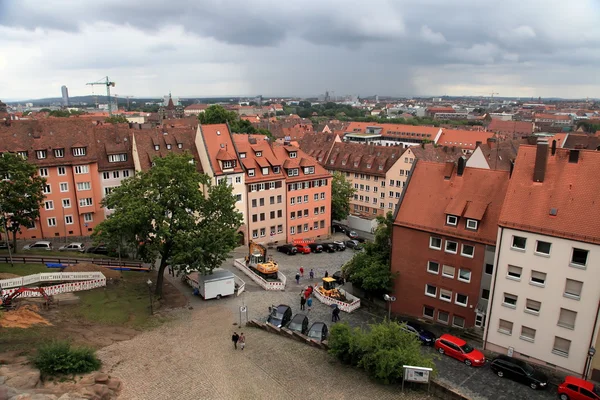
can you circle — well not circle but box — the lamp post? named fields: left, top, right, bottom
left=584, top=347, right=596, bottom=380
left=146, top=279, right=154, bottom=315
left=383, top=294, right=397, bottom=321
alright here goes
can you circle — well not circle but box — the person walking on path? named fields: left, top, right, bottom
left=332, top=306, right=341, bottom=322
left=309, top=269, right=314, bottom=279
left=239, top=333, right=246, bottom=350
left=300, top=296, right=306, bottom=311
left=232, top=332, right=239, bottom=349
left=295, top=273, right=300, bottom=285
left=324, top=270, right=329, bottom=278
left=307, top=296, right=313, bottom=312
left=299, top=267, right=304, bottom=277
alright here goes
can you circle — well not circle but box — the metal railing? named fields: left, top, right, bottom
left=0, top=255, right=145, bottom=268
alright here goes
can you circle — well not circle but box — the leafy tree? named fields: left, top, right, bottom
left=198, top=105, right=238, bottom=125
left=331, top=171, right=356, bottom=222
left=0, top=153, right=46, bottom=252
left=39, top=108, right=51, bottom=112
left=93, top=153, right=242, bottom=297
left=105, top=115, right=128, bottom=124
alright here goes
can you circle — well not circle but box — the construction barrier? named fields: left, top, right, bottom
left=233, top=259, right=286, bottom=291
left=312, top=285, right=361, bottom=313
left=0, top=272, right=106, bottom=289
left=0, top=278, right=106, bottom=298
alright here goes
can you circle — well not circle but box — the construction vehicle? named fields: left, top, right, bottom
left=246, top=241, right=279, bottom=280
left=318, top=277, right=348, bottom=302
left=0, top=287, right=53, bottom=310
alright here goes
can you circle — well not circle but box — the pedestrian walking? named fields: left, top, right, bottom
left=295, top=273, right=300, bottom=285
left=231, top=332, right=239, bottom=350
left=324, top=270, right=329, bottom=278
left=239, top=333, right=246, bottom=350
left=307, top=297, right=313, bottom=312
left=332, top=306, right=341, bottom=322
left=309, top=269, right=314, bottom=279
left=299, top=267, right=304, bottom=277
left=300, top=296, right=306, bottom=310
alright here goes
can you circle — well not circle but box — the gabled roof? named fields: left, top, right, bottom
left=499, top=145, right=600, bottom=244
left=297, top=132, right=339, bottom=164
left=325, top=142, right=406, bottom=177
left=409, top=143, right=464, bottom=163
left=436, top=129, right=495, bottom=150
left=199, top=123, right=243, bottom=175
left=132, top=126, right=202, bottom=172
left=563, top=133, right=600, bottom=150
left=474, top=139, right=528, bottom=171
left=232, top=134, right=284, bottom=183
left=395, top=161, right=510, bottom=245
left=272, top=144, right=331, bottom=183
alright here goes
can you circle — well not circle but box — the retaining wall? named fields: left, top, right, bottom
left=233, top=259, right=286, bottom=291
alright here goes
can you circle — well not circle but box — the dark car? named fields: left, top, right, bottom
left=287, top=313, right=309, bottom=335
left=320, top=243, right=336, bottom=253
left=345, top=230, right=358, bottom=239
left=355, top=236, right=367, bottom=243
left=307, top=243, right=323, bottom=253
left=267, top=304, right=292, bottom=328
left=332, top=241, right=346, bottom=251
left=276, top=244, right=298, bottom=255
left=331, top=223, right=349, bottom=233
left=0, top=241, right=13, bottom=250
left=332, top=271, right=345, bottom=285
left=86, top=244, right=109, bottom=255
left=345, top=240, right=362, bottom=250
left=400, top=321, right=436, bottom=345
left=490, top=355, right=548, bottom=390
left=307, top=322, right=329, bottom=342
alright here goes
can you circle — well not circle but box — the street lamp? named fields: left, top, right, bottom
left=383, top=294, right=396, bottom=321
left=146, top=279, right=154, bottom=315
left=584, top=347, right=596, bottom=380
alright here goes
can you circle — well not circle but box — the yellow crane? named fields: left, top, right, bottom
left=86, top=76, right=116, bottom=115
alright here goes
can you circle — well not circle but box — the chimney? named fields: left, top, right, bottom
left=551, top=140, right=557, bottom=156
left=457, top=156, right=466, bottom=176
left=533, top=139, right=549, bottom=183
left=443, top=162, right=455, bottom=179
left=475, top=141, right=482, bottom=148
left=509, top=160, right=514, bottom=178
left=569, top=149, right=580, bottom=163
left=486, top=137, right=496, bottom=148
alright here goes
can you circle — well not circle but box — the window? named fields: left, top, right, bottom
left=571, top=248, right=589, bottom=268
left=485, top=263, right=493, bottom=275
left=236, top=176, right=242, bottom=184
left=289, top=151, right=297, bottom=159
left=458, top=269, right=471, bottom=283
left=511, top=236, right=527, bottom=250
left=425, top=284, right=437, bottom=297
left=65, top=215, right=73, bottom=225
left=235, top=194, right=242, bottom=202
left=43, top=184, right=51, bottom=194
left=277, top=224, right=283, bottom=233
left=277, top=195, right=282, bottom=204
left=47, top=217, right=57, bottom=227
left=530, top=270, right=547, bottom=287
left=444, top=240, right=458, bottom=254
left=39, top=168, right=49, bottom=177
left=273, top=166, right=280, bottom=174
left=321, top=192, right=325, bottom=200
left=290, top=197, right=295, bottom=205
left=44, top=200, right=54, bottom=210
left=452, top=316, right=465, bottom=328
left=303, top=223, right=309, bottom=232
left=304, top=195, right=309, bottom=203
left=112, top=171, right=119, bottom=179
left=252, top=230, right=258, bottom=239
left=290, top=226, right=295, bottom=235
left=62, top=199, right=71, bottom=208
left=72, top=147, right=86, bottom=157
left=503, top=293, right=517, bottom=308
left=466, top=219, right=478, bottom=230
left=17, top=151, right=28, bottom=159
left=507, top=265, right=522, bottom=280
left=248, top=169, right=255, bottom=177
left=83, top=213, right=93, bottom=222
left=154, top=145, right=159, bottom=151
left=423, top=306, right=434, bottom=319
left=260, top=228, right=266, bottom=237
left=108, top=153, right=127, bottom=162
left=498, top=319, right=513, bottom=335
left=437, top=311, right=449, bottom=324
left=259, top=198, right=265, bottom=206
left=552, top=337, right=571, bottom=357
left=77, top=182, right=91, bottom=191
left=270, top=211, right=275, bottom=220
left=252, top=199, right=257, bottom=208
left=558, top=308, right=577, bottom=330
left=260, top=213, right=265, bottom=221
left=564, top=279, right=583, bottom=300
left=481, top=289, right=490, bottom=300
left=427, top=261, right=439, bottom=274
left=177, top=143, right=183, bottom=149
left=461, top=244, right=474, bottom=258
left=79, top=198, right=93, bottom=207
left=262, top=167, right=269, bottom=175
left=103, top=172, right=110, bottom=180
left=269, top=181, right=275, bottom=189
left=54, top=148, right=64, bottom=158
left=525, top=299, right=541, bottom=315
left=75, top=165, right=88, bottom=174
left=520, top=326, right=536, bottom=342
left=429, top=237, right=442, bottom=250
left=303, top=167, right=314, bottom=174
left=446, top=215, right=458, bottom=226
left=287, top=168, right=299, bottom=177
left=455, top=293, right=468, bottom=306
left=252, top=214, right=258, bottom=223
left=297, top=196, right=302, bottom=203
left=535, top=241, right=551, bottom=255
left=439, top=289, right=452, bottom=302
left=36, top=150, right=47, bottom=159
left=442, top=265, right=455, bottom=278
left=58, top=167, right=66, bottom=176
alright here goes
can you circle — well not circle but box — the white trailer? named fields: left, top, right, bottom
left=195, top=269, right=236, bottom=300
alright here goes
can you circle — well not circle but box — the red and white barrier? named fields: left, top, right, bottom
left=312, top=286, right=361, bottom=313
left=233, top=259, right=286, bottom=291
left=0, top=272, right=106, bottom=289
left=0, top=279, right=106, bottom=298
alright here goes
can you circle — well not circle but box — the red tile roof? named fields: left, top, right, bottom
left=297, top=132, right=339, bottom=164
left=344, top=122, right=440, bottom=140
left=409, top=143, right=464, bottom=163
left=184, top=104, right=209, bottom=111
left=563, top=133, right=600, bottom=150
left=394, top=162, right=510, bottom=245
left=198, top=124, right=243, bottom=175
left=325, top=142, right=406, bottom=177
left=436, top=129, right=495, bottom=150
left=272, top=144, right=331, bottom=183
left=499, top=145, right=600, bottom=244
left=132, top=126, right=202, bottom=172
left=534, top=113, right=571, bottom=121
left=232, top=134, right=284, bottom=183
left=487, top=120, right=534, bottom=137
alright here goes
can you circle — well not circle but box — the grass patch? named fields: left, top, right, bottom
left=0, top=263, right=49, bottom=276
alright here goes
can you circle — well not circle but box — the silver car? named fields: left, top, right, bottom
left=58, top=242, right=86, bottom=252
left=23, top=241, right=53, bottom=251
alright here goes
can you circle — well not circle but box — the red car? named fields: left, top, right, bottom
left=434, top=334, right=485, bottom=367
left=295, top=244, right=311, bottom=254
left=558, top=376, right=600, bottom=400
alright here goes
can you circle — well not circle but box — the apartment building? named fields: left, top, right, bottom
left=233, top=135, right=287, bottom=244
left=341, top=122, right=441, bottom=148
left=391, top=159, right=510, bottom=329
left=484, top=141, right=600, bottom=377
left=272, top=145, right=332, bottom=242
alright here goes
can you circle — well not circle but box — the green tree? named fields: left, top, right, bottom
left=105, top=115, right=128, bottom=124
left=331, top=171, right=356, bottom=222
left=93, top=153, right=242, bottom=297
left=0, top=153, right=46, bottom=252
left=198, top=105, right=238, bottom=125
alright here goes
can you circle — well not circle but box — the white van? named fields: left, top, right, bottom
left=195, top=269, right=235, bottom=300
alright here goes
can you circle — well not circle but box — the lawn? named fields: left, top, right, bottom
left=0, top=263, right=49, bottom=276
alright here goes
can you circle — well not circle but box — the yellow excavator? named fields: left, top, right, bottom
left=318, top=277, right=347, bottom=301
left=246, top=241, right=279, bottom=280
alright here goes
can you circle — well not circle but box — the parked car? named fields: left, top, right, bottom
left=58, top=242, right=86, bottom=252
left=355, top=236, right=367, bottom=243
left=307, top=243, right=323, bottom=253
left=295, top=243, right=311, bottom=254
left=345, top=230, right=358, bottom=239
left=0, top=241, right=13, bottom=250
left=332, top=271, right=345, bottom=285
left=345, top=240, right=362, bottom=250
left=331, top=223, right=349, bottom=233
left=267, top=304, right=292, bottom=328
left=287, top=314, right=309, bottom=335
left=558, top=376, right=600, bottom=400
left=490, top=355, right=548, bottom=390
left=307, top=322, right=329, bottom=342
left=434, top=334, right=485, bottom=367
left=400, top=321, right=436, bottom=346
left=86, top=244, right=109, bottom=255
left=23, top=241, right=53, bottom=251
left=320, top=243, right=336, bottom=253
left=276, top=244, right=298, bottom=255
left=332, top=241, right=346, bottom=251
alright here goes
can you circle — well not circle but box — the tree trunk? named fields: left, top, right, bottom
left=11, top=230, right=17, bottom=254
left=154, top=255, right=169, bottom=298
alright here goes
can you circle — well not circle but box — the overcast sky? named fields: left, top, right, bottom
left=1, top=0, right=600, bottom=100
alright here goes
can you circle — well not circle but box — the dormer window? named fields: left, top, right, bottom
left=248, top=169, right=255, bottom=177
left=367, top=163, right=371, bottom=168
left=54, top=148, right=64, bottom=158
left=154, top=145, right=159, bottom=151
left=166, top=144, right=172, bottom=150
left=262, top=167, right=269, bottom=175
left=240, top=152, right=246, bottom=159
left=378, top=165, right=383, bottom=170
left=72, top=147, right=86, bottom=157
left=108, top=153, right=127, bottom=163
left=177, top=143, right=183, bottom=149
left=273, top=166, right=280, bottom=173
left=17, top=151, right=28, bottom=159
left=223, top=160, right=233, bottom=169
left=288, top=168, right=299, bottom=177
left=341, top=160, right=346, bottom=166
left=446, top=215, right=458, bottom=226
left=289, top=151, right=297, bottom=159
left=303, top=166, right=315, bottom=174
left=36, top=150, right=47, bottom=159
left=353, top=161, right=358, bottom=167
left=256, top=151, right=262, bottom=157
left=466, top=219, right=478, bottom=230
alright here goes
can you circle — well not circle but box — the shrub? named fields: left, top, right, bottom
left=33, top=340, right=101, bottom=376
left=328, top=322, right=365, bottom=366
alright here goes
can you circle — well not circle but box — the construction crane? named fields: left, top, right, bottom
left=490, top=92, right=499, bottom=100
left=86, top=76, right=116, bottom=115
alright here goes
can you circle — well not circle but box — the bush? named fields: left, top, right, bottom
left=328, top=323, right=365, bottom=366
left=33, top=340, right=101, bottom=376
